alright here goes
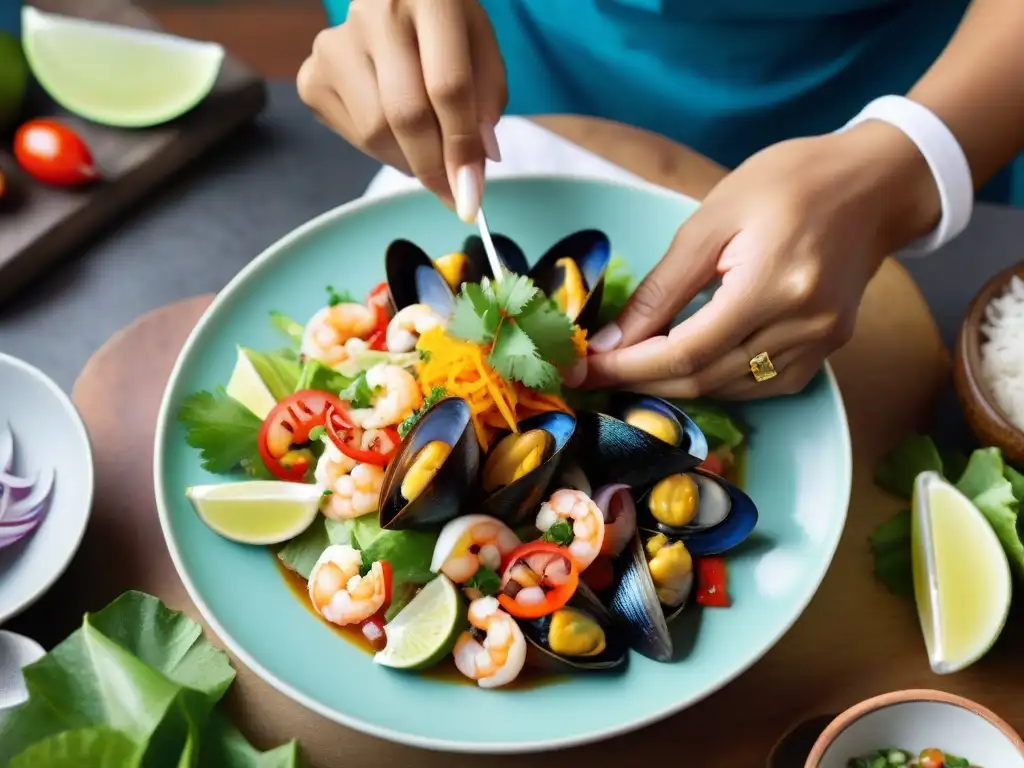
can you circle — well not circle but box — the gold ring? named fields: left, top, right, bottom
left=749, top=351, right=777, bottom=382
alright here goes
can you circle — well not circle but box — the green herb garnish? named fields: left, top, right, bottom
left=177, top=387, right=271, bottom=478
left=338, top=372, right=379, bottom=409
left=398, top=386, right=447, bottom=438
left=541, top=519, right=574, bottom=547
left=269, top=310, right=305, bottom=347
left=466, top=566, right=501, bottom=597
left=325, top=285, right=354, bottom=307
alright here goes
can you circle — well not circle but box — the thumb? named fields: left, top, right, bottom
left=588, top=210, right=730, bottom=353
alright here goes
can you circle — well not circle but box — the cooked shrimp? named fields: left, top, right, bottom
left=535, top=488, right=606, bottom=571
left=308, top=544, right=387, bottom=626
left=430, top=515, right=521, bottom=584
left=453, top=597, right=527, bottom=688
left=300, top=302, right=377, bottom=367
left=386, top=303, right=445, bottom=353
left=324, top=462, right=385, bottom=520
left=351, top=364, right=424, bottom=428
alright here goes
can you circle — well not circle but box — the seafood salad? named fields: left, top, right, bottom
left=177, top=230, right=755, bottom=688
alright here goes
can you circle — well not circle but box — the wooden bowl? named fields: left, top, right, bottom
left=954, top=261, right=1024, bottom=466
left=805, top=689, right=1024, bottom=767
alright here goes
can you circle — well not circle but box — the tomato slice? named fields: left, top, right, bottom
left=324, top=406, right=400, bottom=467
left=258, top=390, right=345, bottom=482
left=695, top=557, right=730, bottom=608
left=365, top=282, right=392, bottom=351
left=497, top=542, right=579, bottom=620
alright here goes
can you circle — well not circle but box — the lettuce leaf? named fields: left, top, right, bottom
left=243, top=347, right=301, bottom=402
left=0, top=591, right=302, bottom=767
left=277, top=516, right=354, bottom=580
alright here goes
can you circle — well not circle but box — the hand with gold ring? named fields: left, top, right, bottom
left=572, top=122, right=942, bottom=400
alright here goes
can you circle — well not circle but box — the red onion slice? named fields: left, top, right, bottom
left=0, top=426, right=11, bottom=474
left=0, top=427, right=54, bottom=553
left=593, top=483, right=637, bottom=558
left=3, top=467, right=54, bottom=524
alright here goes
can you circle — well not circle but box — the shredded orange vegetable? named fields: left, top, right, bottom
left=415, top=327, right=572, bottom=450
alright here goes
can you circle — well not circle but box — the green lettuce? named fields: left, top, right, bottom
left=243, top=347, right=301, bottom=402
left=0, top=592, right=303, bottom=767
left=596, top=255, right=635, bottom=327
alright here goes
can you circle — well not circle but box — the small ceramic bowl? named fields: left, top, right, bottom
left=0, top=352, right=94, bottom=624
left=806, top=689, right=1024, bottom=767
left=954, top=261, right=1024, bottom=466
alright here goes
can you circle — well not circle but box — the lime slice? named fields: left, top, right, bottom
left=226, top=347, right=278, bottom=419
left=185, top=481, right=322, bottom=545
left=912, top=470, right=1012, bottom=674
left=374, top=575, right=467, bottom=671
left=21, top=7, right=224, bottom=128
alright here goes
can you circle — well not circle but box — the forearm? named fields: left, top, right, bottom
left=908, top=0, right=1024, bottom=189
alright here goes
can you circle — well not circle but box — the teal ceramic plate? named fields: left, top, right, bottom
left=154, top=176, right=852, bottom=753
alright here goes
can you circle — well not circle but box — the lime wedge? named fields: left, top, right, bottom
left=226, top=347, right=278, bottom=420
left=912, top=470, right=1012, bottom=674
left=185, top=481, right=321, bottom=545
left=374, top=575, right=467, bottom=671
left=21, top=7, right=224, bottom=128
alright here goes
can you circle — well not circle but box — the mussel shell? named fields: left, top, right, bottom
left=520, top=583, right=628, bottom=672
left=638, top=469, right=758, bottom=557
left=607, top=532, right=693, bottom=662
left=378, top=397, right=479, bottom=531
left=461, top=233, right=531, bottom=280
left=573, top=394, right=707, bottom=491
left=385, top=238, right=456, bottom=317
left=529, top=229, right=611, bottom=332
left=479, top=410, right=576, bottom=527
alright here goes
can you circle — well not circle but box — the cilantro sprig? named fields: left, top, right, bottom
left=398, top=386, right=447, bottom=438
left=448, top=274, right=578, bottom=393
left=177, top=388, right=272, bottom=479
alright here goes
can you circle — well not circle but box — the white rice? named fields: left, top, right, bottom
left=979, top=274, right=1024, bottom=431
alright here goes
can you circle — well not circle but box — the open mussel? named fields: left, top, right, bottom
left=479, top=410, right=576, bottom=527
left=574, top=393, right=708, bottom=490
left=638, top=468, right=757, bottom=557
left=385, top=239, right=456, bottom=317
left=458, top=233, right=531, bottom=284
left=520, top=584, right=628, bottom=673
left=378, top=397, right=479, bottom=531
left=608, top=531, right=695, bottom=662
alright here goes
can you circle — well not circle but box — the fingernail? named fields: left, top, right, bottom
left=588, top=323, right=622, bottom=353
left=480, top=122, right=502, bottom=162
left=454, top=165, right=481, bottom=222
left=563, top=358, right=587, bottom=388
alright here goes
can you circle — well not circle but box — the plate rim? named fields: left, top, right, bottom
left=0, top=351, right=95, bottom=625
left=153, top=174, right=853, bottom=754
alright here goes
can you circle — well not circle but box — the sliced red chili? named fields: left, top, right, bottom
left=378, top=560, right=393, bottom=609
left=359, top=616, right=387, bottom=652
left=365, top=281, right=392, bottom=351
left=695, top=557, right=730, bottom=608
left=497, top=542, right=579, bottom=620
left=324, top=406, right=400, bottom=467
left=258, top=390, right=345, bottom=482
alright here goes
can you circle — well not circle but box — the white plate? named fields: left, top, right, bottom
left=0, top=353, right=94, bottom=624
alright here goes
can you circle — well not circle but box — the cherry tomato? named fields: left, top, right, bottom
left=498, top=542, right=579, bottom=619
left=257, top=390, right=346, bottom=482
left=14, top=119, right=99, bottom=188
left=918, top=748, right=944, bottom=768
left=365, top=282, right=391, bottom=351
left=324, top=406, right=400, bottom=467
left=699, top=452, right=724, bottom=476
left=695, top=557, right=730, bottom=607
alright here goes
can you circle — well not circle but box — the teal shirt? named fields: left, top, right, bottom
left=323, top=0, right=1019, bottom=205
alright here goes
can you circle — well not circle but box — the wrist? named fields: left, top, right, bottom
left=840, top=120, right=943, bottom=254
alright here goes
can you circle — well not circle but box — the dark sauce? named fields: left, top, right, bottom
left=274, top=443, right=746, bottom=687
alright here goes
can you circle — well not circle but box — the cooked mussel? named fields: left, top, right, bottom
left=460, top=233, right=531, bottom=282
left=479, top=410, right=576, bottom=527
left=378, top=397, right=479, bottom=531
left=638, top=469, right=757, bottom=556
left=385, top=239, right=456, bottom=317
left=608, top=531, right=695, bottom=662
left=529, top=229, right=611, bottom=332
left=574, top=393, right=708, bottom=490
left=520, top=584, right=628, bottom=672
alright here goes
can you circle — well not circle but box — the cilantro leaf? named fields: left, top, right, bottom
left=178, top=388, right=264, bottom=475
left=450, top=282, right=500, bottom=344
left=242, top=347, right=301, bottom=401
left=339, top=372, right=379, bottom=409
left=874, top=434, right=943, bottom=500
left=867, top=509, right=913, bottom=596
left=269, top=311, right=304, bottom=347
left=465, top=566, right=501, bottom=597
left=489, top=321, right=560, bottom=393
left=955, top=448, right=1024, bottom=580
left=541, top=519, right=575, bottom=547
left=515, top=295, right=577, bottom=366
left=494, top=274, right=538, bottom=315
left=325, top=286, right=354, bottom=307
left=399, top=386, right=447, bottom=438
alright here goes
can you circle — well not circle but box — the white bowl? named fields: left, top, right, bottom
left=808, top=689, right=1024, bottom=767
left=0, top=352, right=94, bottom=624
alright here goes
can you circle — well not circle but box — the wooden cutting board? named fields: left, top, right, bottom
left=0, top=0, right=267, bottom=305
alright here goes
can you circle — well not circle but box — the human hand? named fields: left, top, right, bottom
left=577, top=121, right=942, bottom=399
left=297, top=0, right=506, bottom=221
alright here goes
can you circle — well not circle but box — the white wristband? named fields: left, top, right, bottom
left=841, top=95, right=973, bottom=255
